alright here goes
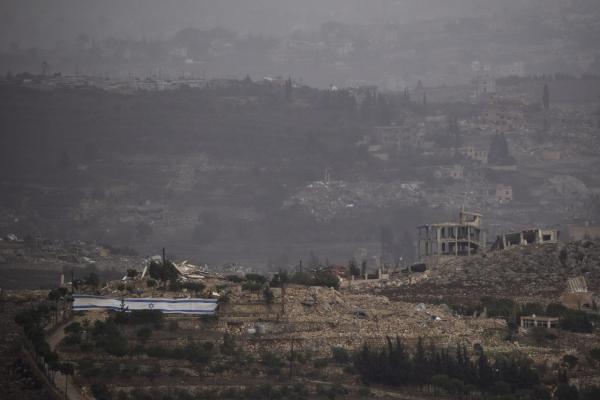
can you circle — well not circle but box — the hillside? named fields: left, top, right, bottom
left=390, top=240, right=600, bottom=304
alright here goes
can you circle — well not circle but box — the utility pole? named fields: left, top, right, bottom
left=162, top=247, right=166, bottom=265
left=280, top=267, right=286, bottom=317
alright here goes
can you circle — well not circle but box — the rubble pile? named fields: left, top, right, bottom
left=283, top=179, right=421, bottom=222
left=230, top=286, right=508, bottom=356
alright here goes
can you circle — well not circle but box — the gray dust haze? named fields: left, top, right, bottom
left=0, top=0, right=599, bottom=285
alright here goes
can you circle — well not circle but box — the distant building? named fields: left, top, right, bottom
left=567, top=225, right=600, bottom=240
left=473, top=73, right=496, bottom=98
left=417, top=211, right=486, bottom=260
left=542, top=150, right=561, bottom=161
left=326, top=265, right=348, bottom=279
left=371, top=125, right=424, bottom=151
left=495, top=184, right=513, bottom=203
left=492, top=228, right=559, bottom=250
left=434, top=164, right=464, bottom=180
left=458, top=146, right=488, bottom=164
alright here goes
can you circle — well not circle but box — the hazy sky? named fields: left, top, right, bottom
left=0, top=0, right=524, bottom=49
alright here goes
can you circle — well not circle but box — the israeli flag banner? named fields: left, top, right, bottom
left=73, top=294, right=218, bottom=315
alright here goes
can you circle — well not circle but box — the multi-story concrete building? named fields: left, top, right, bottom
left=417, top=211, right=486, bottom=261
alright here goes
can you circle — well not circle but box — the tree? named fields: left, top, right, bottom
left=413, top=337, right=428, bottom=386
left=348, top=260, right=361, bottom=277
left=148, top=261, right=179, bottom=286
left=488, top=134, right=514, bottom=166
left=91, top=383, right=112, bottom=400
left=59, top=362, right=74, bottom=399
left=555, top=383, right=579, bottom=400
left=84, top=272, right=100, bottom=289
left=126, top=269, right=138, bottom=278
left=136, top=327, right=152, bottom=344
left=220, top=333, right=236, bottom=356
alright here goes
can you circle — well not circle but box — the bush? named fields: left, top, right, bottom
left=331, top=347, right=350, bottom=364
left=64, top=322, right=82, bottom=334
left=410, top=263, right=427, bottom=273
left=114, top=309, right=164, bottom=326
left=563, top=354, right=578, bottom=369
left=127, top=269, right=138, bottom=278
left=313, top=271, right=340, bottom=289
left=263, top=288, right=274, bottom=303
left=560, top=311, right=594, bottom=333
left=169, top=281, right=206, bottom=294
left=245, top=273, right=267, bottom=284
left=84, top=272, right=100, bottom=288
left=530, top=327, right=557, bottom=345
left=521, top=302, right=545, bottom=316
left=220, top=333, right=236, bottom=356
left=226, top=275, right=244, bottom=283
left=546, top=303, right=568, bottom=317
left=242, top=280, right=263, bottom=292
left=168, top=320, right=179, bottom=331
left=313, top=358, right=329, bottom=369
left=62, top=333, right=82, bottom=345
left=148, top=261, right=179, bottom=284
left=136, top=327, right=153, bottom=344
left=588, top=348, right=600, bottom=366
left=581, top=386, right=600, bottom=400
left=146, top=279, right=157, bottom=287
left=91, top=383, right=112, bottom=400
left=91, top=319, right=129, bottom=357
left=481, top=296, right=515, bottom=317
left=260, top=351, right=285, bottom=368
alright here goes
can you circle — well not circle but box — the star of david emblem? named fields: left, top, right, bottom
left=148, top=303, right=154, bottom=309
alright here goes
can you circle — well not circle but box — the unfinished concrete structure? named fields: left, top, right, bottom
left=492, top=228, right=558, bottom=250
left=520, top=315, right=559, bottom=329
left=417, top=211, right=486, bottom=261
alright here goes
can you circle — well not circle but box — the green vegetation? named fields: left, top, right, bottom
left=169, top=281, right=206, bottom=295
left=146, top=342, right=214, bottom=364
left=147, top=261, right=179, bottom=285
left=331, top=347, right=351, bottom=364
left=113, top=309, right=163, bottom=326
left=91, top=319, right=129, bottom=357
left=286, top=270, right=340, bottom=289
left=353, top=337, right=543, bottom=398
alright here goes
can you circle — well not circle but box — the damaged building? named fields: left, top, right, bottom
left=417, top=211, right=486, bottom=261
left=492, top=228, right=558, bottom=250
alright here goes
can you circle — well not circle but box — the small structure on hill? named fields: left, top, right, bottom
left=561, top=276, right=595, bottom=311
left=492, top=228, right=558, bottom=250
left=520, top=315, right=559, bottom=329
left=417, top=211, right=486, bottom=261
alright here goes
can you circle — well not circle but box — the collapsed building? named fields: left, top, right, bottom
left=560, top=276, right=596, bottom=311
left=417, top=211, right=486, bottom=261
left=492, top=228, right=558, bottom=250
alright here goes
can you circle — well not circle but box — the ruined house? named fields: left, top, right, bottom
left=492, top=228, right=558, bottom=250
left=560, top=276, right=595, bottom=311
left=417, top=211, right=486, bottom=261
